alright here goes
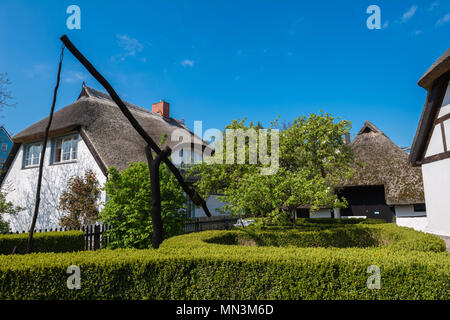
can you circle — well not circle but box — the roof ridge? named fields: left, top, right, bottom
left=357, top=120, right=382, bottom=135
left=78, top=86, right=186, bottom=126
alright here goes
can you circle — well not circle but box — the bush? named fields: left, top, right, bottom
left=206, top=227, right=380, bottom=248
left=101, top=162, right=187, bottom=249
left=209, top=223, right=446, bottom=252
left=250, top=217, right=386, bottom=230
left=59, top=170, right=101, bottom=229
left=0, top=224, right=447, bottom=300
left=0, top=231, right=85, bottom=255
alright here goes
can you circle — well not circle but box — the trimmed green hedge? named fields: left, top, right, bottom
left=0, top=224, right=448, bottom=300
left=208, top=223, right=446, bottom=252
left=206, top=226, right=379, bottom=248
left=0, top=231, right=85, bottom=255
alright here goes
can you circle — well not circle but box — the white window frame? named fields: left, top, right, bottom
left=53, top=135, right=79, bottom=164
left=24, top=143, right=43, bottom=168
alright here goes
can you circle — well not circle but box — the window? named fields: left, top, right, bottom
left=24, top=143, right=43, bottom=167
left=1, top=143, right=7, bottom=152
left=53, top=135, right=78, bottom=163
left=413, top=203, right=426, bottom=212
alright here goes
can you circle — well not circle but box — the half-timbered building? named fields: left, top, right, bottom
left=410, top=48, right=450, bottom=236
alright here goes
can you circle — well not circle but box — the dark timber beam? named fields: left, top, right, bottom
left=27, top=45, right=65, bottom=253
left=60, top=34, right=211, bottom=217
left=145, top=146, right=171, bottom=249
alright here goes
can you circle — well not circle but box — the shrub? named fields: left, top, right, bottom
left=209, top=223, right=446, bottom=252
left=206, top=227, right=380, bottom=248
left=101, top=162, right=187, bottom=249
left=0, top=224, right=447, bottom=300
left=0, top=190, right=23, bottom=233
left=59, top=170, right=101, bottom=229
left=0, top=231, right=85, bottom=255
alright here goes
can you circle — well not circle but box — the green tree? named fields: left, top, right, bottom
left=0, top=191, right=22, bottom=233
left=59, top=170, right=101, bottom=229
left=190, top=112, right=354, bottom=222
left=100, top=162, right=187, bottom=249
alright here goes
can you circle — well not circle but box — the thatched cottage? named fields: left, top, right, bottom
left=297, top=121, right=427, bottom=229
left=0, top=85, right=220, bottom=232
left=410, top=48, right=450, bottom=237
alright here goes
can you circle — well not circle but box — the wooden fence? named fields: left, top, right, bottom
left=1, top=224, right=112, bottom=251
left=2, top=216, right=238, bottom=251
left=184, top=216, right=238, bottom=233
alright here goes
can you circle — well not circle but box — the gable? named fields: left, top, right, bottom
left=410, top=71, right=450, bottom=165
left=422, top=81, right=450, bottom=164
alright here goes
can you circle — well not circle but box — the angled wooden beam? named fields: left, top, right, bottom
left=60, top=35, right=211, bottom=217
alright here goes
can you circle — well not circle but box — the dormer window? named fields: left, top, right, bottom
left=53, top=135, right=78, bottom=163
left=24, top=143, right=43, bottom=167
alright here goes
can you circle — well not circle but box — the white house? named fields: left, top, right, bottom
left=0, top=85, right=225, bottom=232
left=297, top=121, right=427, bottom=230
left=410, top=48, right=450, bottom=237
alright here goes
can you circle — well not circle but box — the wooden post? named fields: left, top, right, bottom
left=26, top=45, right=65, bottom=254
left=94, top=225, right=100, bottom=250
left=145, top=146, right=171, bottom=249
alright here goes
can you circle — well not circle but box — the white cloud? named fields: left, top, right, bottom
left=117, top=34, right=143, bottom=56
left=181, top=59, right=194, bottom=68
left=436, top=13, right=450, bottom=26
left=428, top=2, right=439, bottom=12
left=111, top=34, right=144, bottom=62
left=289, top=17, right=303, bottom=35
left=401, top=5, right=418, bottom=23
left=26, top=64, right=51, bottom=79
left=413, top=30, right=423, bottom=35
left=63, top=70, right=88, bottom=83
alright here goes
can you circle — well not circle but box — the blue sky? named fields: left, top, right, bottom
left=0, top=0, right=449, bottom=148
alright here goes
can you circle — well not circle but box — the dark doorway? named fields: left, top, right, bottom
left=337, top=185, right=394, bottom=222
left=296, top=208, right=310, bottom=218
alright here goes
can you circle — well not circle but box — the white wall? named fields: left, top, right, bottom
left=396, top=217, right=428, bottom=232
left=419, top=85, right=450, bottom=236
left=425, top=125, right=444, bottom=157
left=1, top=134, right=106, bottom=232
left=310, top=208, right=332, bottom=218
left=394, top=205, right=427, bottom=232
left=194, top=195, right=230, bottom=217
left=437, top=82, right=450, bottom=118
left=421, top=158, right=450, bottom=236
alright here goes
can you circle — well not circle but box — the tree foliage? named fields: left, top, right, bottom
left=100, top=162, right=187, bottom=249
left=0, top=191, right=22, bottom=233
left=189, top=112, right=355, bottom=221
left=59, top=170, right=101, bottom=229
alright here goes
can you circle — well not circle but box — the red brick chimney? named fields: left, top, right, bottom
left=152, top=100, right=170, bottom=118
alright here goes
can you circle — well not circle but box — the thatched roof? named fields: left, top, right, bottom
left=418, top=48, right=450, bottom=90
left=341, top=121, right=425, bottom=205
left=6, top=85, right=211, bottom=174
